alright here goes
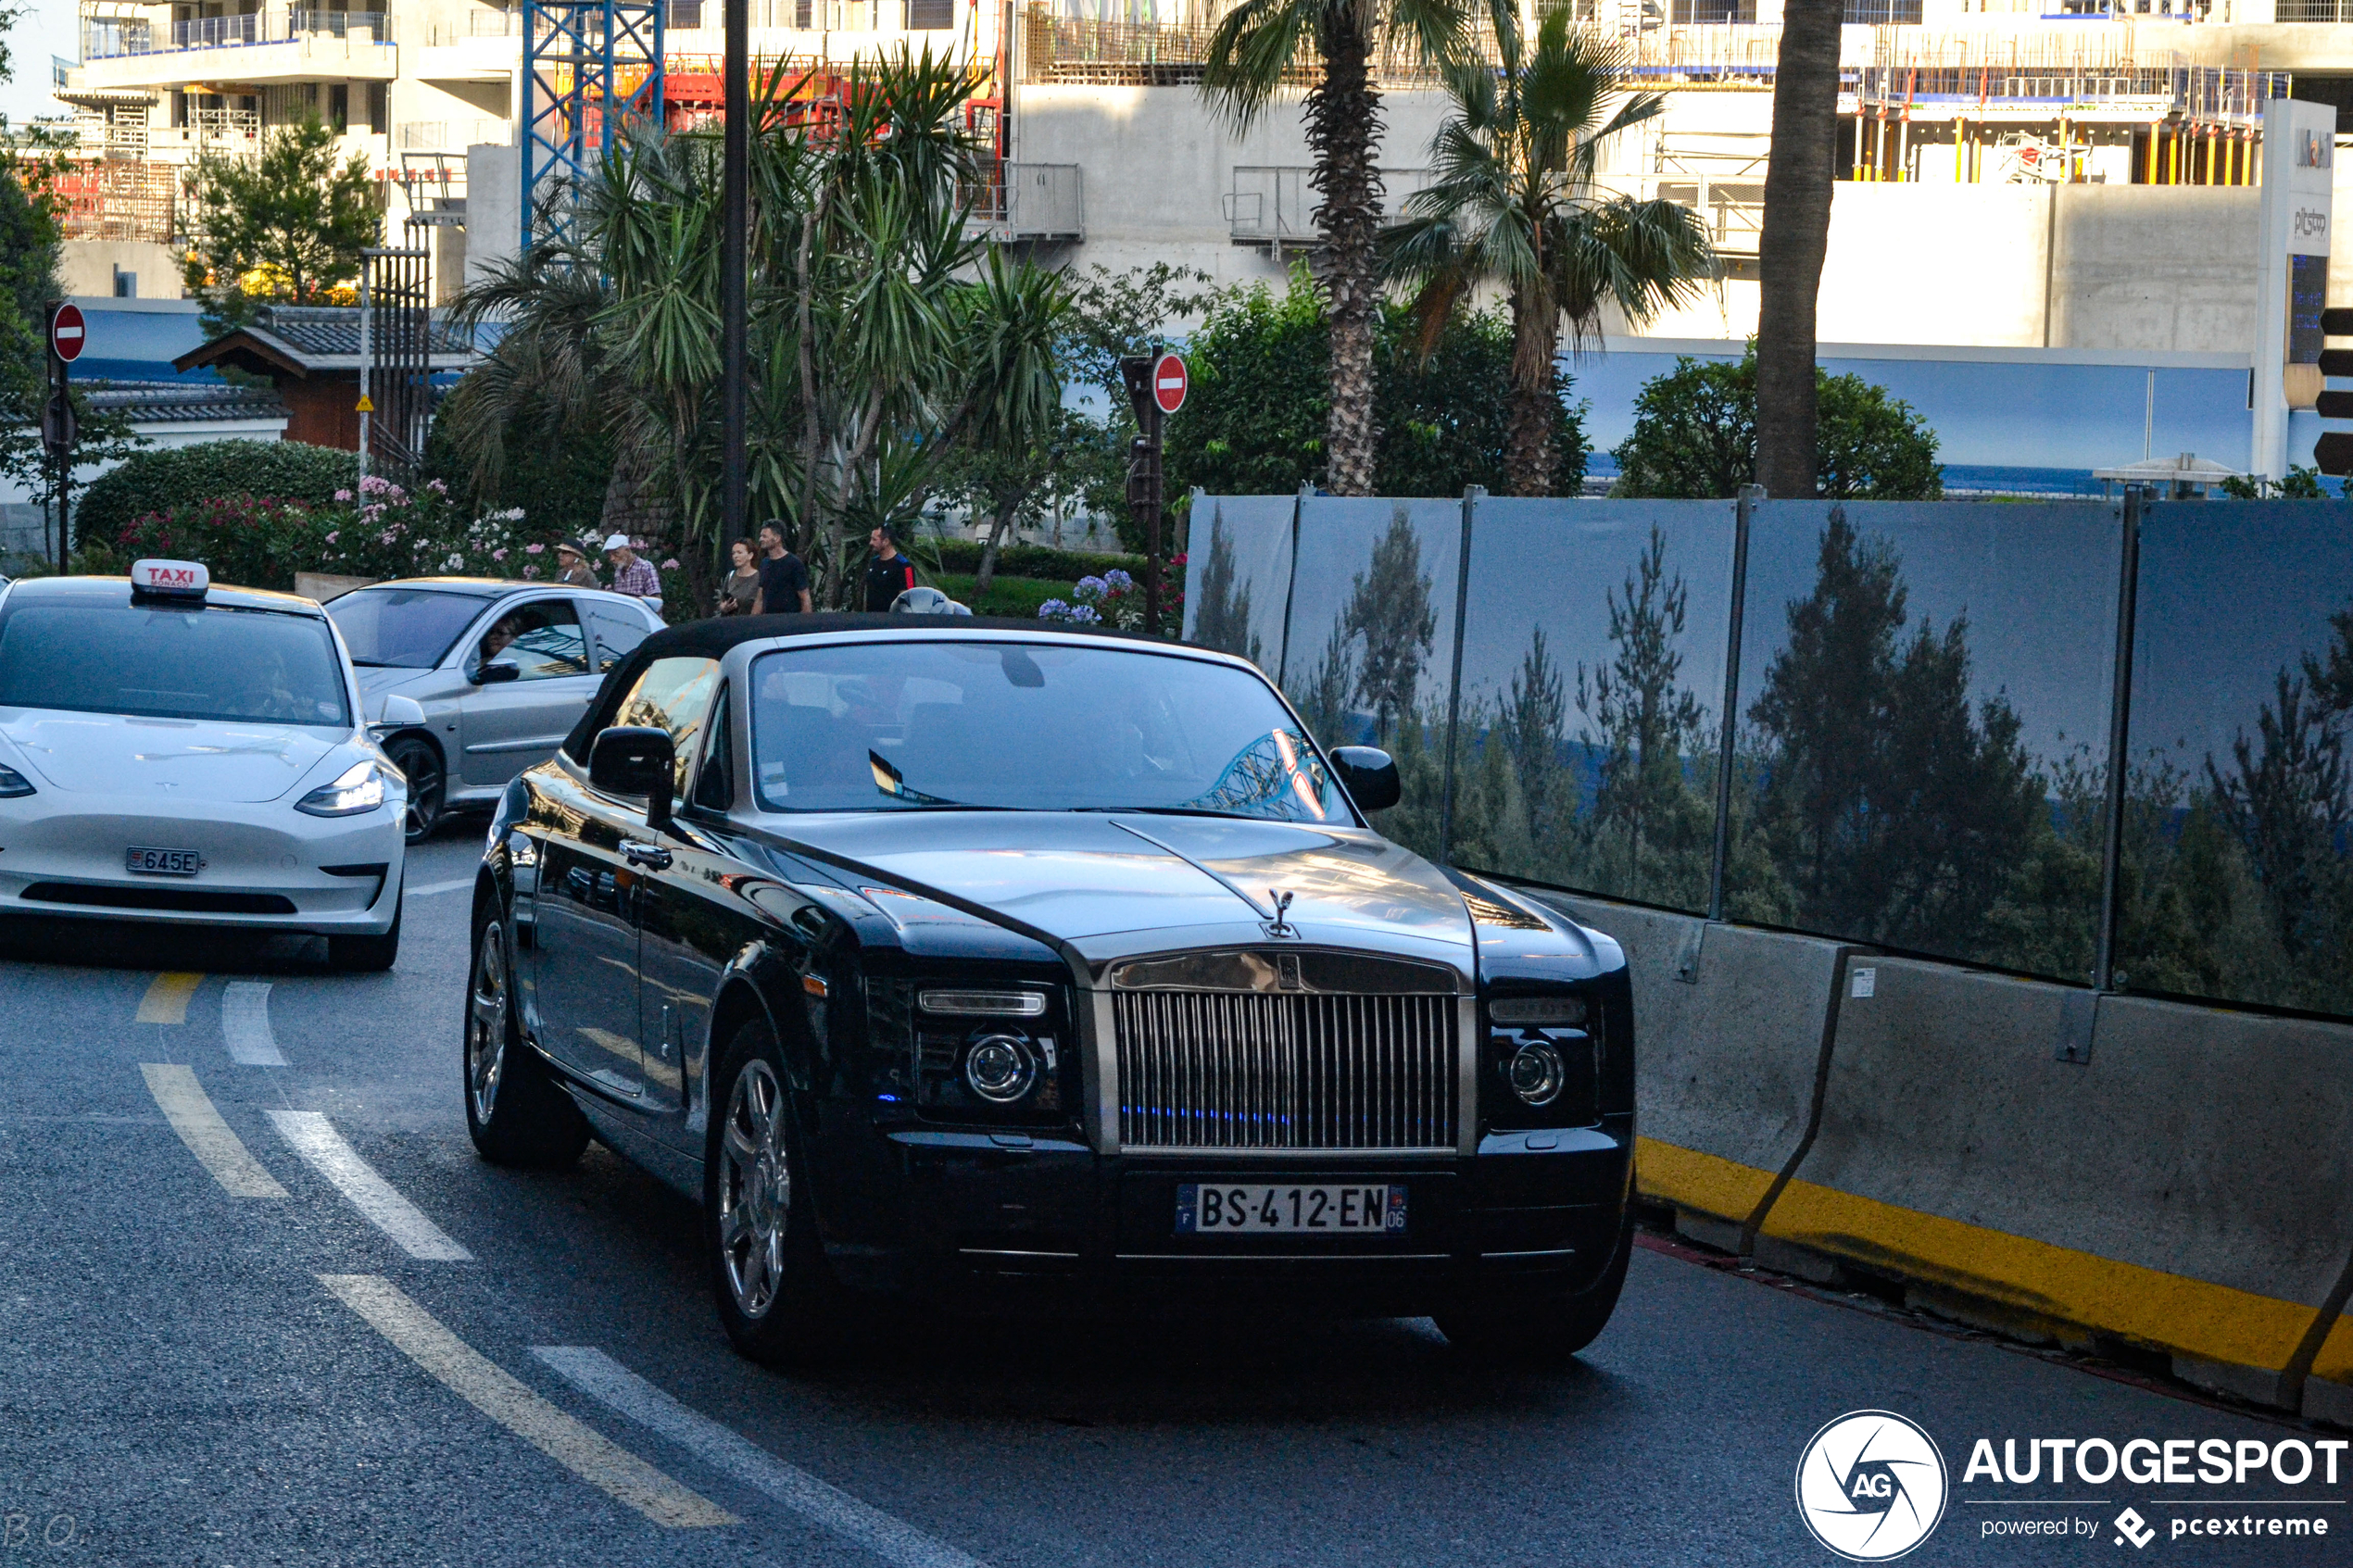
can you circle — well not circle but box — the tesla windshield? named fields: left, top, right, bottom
left=749, top=641, right=1349, bottom=821
left=326, top=586, right=491, bottom=668
left=0, top=602, right=350, bottom=727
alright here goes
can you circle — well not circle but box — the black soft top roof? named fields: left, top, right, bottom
left=560, top=611, right=1185, bottom=763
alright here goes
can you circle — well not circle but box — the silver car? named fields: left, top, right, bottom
left=326, top=578, right=664, bottom=841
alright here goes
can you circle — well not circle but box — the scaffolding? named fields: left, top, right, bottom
left=520, top=0, right=665, bottom=248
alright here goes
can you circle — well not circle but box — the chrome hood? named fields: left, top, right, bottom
left=0, top=708, right=346, bottom=803
left=766, top=810, right=1478, bottom=981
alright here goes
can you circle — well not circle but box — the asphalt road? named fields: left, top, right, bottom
left=0, top=825, right=2342, bottom=1567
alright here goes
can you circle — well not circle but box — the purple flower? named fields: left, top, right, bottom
left=524, top=542, right=545, bottom=555
left=324, top=531, right=338, bottom=544
left=1037, top=599, right=1071, bottom=619
left=1076, top=575, right=1107, bottom=596
left=661, top=558, right=680, bottom=571
left=333, top=488, right=353, bottom=502
left=1068, top=604, right=1101, bottom=623
left=1103, top=569, right=1134, bottom=591
left=491, top=547, right=508, bottom=561
left=522, top=564, right=541, bottom=579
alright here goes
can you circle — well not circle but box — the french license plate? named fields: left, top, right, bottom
left=125, top=847, right=203, bottom=877
left=1176, top=1184, right=1407, bottom=1236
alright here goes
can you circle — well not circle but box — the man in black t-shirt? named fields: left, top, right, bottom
left=862, top=526, right=917, bottom=612
left=752, top=521, right=811, bottom=615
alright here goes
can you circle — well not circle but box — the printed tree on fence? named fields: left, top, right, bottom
left=1189, top=508, right=1264, bottom=668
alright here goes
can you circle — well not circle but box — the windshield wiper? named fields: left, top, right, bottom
left=347, top=658, right=396, bottom=668
left=1074, top=806, right=1259, bottom=820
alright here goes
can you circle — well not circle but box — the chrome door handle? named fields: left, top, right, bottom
left=622, top=840, right=673, bottom=871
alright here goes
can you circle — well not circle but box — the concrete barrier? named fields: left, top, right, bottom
left=1523, top=887, right=2353, bottom=1420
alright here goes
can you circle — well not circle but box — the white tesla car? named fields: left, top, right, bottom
left=0, top=560, right=409, bottom=970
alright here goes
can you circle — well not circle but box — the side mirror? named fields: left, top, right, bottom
left=371, top=693, right=425, bottom=731
left=589, top=725, right=675, bottom=830
left=1329, top=746, right=1401, bottom=813
left=472, top=657, right=522, bottom=685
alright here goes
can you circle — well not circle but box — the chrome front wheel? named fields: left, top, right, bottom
left=467, top=920, right=510, bottom=1126
left=717, top=1059, right=790, bottom=1320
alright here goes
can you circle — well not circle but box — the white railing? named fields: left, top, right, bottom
left=971, top=161, right=1083, bottom=241
left=397, top=119, right=509, bottom=150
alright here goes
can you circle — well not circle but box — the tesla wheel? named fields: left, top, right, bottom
left=386, top=734, right=445, bottom=843
left=1434, top=1207, right=1634, bottom=1367
left=461, top=912, right=587, bottom=1168
left=326, top=886, right=402, bottom=972
left=707, top=1019, right=849, bottom=1367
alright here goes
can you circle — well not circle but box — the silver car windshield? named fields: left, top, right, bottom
left=326, top=586, right=493, bottom=668
left=749, top=641, right=1349, bottom=822
left=0, top=602, right=350, bottom=728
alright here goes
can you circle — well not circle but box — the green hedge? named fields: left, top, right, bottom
left=922, top=538, right=1145, bottom=583
left=77, top=440, right=359, bottom=550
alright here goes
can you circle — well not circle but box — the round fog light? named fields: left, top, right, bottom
left=1505, top=1040, right=1566, bottom=1106
left=964, top=1035, right=1036, bottom=1103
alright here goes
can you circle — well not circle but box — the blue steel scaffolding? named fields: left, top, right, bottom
left=520, top=0, right=665, bottom=247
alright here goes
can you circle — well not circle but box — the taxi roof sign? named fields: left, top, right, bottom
left=130, top=558, right=209, bottom=601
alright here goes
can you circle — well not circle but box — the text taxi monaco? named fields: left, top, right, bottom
left=0, top=561, right=408, bottom=970
left=464, top=614, right=1635, bottom=1363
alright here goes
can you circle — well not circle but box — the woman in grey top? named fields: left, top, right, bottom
left=553, top=540, right=598, bottom=590
left=718, top=538, right=761, bottom=616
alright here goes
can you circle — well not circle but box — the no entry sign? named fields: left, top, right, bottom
left=1151, top=352, right=1187, bottom=415
left=49, top=302, right=84, bottom=363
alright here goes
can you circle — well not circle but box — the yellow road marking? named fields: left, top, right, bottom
left=136, top=972, right=203, bottom=1024
left=319, top=1274, right=736, bottom=1528
left=139, top=1063, right=286, bottom=1198
left=1640, top=1135, right=2353, bottom=1385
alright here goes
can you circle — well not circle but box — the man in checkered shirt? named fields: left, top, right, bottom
left=602, top=532, right=663, bottom=619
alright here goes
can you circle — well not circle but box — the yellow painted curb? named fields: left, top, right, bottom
left=1637, top=1135, right=2353, bottom=1385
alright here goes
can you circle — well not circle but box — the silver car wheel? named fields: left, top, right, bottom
left=718, top=1059, right=789, bottom=1320
left=467, top=922, right=509, bottom=1125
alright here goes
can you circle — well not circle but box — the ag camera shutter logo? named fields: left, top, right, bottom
left=1795, top=1410, right=1950, bottom=1561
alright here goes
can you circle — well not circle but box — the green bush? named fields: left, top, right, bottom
left=923, top=538, right=1146, bottom=583
left=76, top=439, right=359, bottom=552
left=1610, top=349, right=1943, bottom=500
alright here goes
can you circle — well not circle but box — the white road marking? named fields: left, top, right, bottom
left=321, top=1276, right=735, bottom=1528
left=405, top=879, right=473, bottom=898
left=534, top=1347, right=988, bottom=1568
left=266, top=1110, right=473, bottom=1261
left=220, top=982, right=287, bottom=1066
left=139, top=1063, right=286, bottom=1198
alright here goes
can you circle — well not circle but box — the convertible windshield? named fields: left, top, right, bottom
left=325, top=586, right=492, bottom=669
left=749, top=641, right=1349, bottom=822
left=0, top=601, right=350, bottom=727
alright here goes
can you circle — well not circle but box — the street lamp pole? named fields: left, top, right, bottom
left=720, top=0, right=749, bottom=550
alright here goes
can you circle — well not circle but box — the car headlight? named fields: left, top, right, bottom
left=0, top=762, right=33, bottom=798
left=296, top=761, right=387, bottom=818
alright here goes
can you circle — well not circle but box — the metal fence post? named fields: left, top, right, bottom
left=2092, top=484, right=2145, bottom=996
left=1437, top=486, right=1479, bottom=867
left=1709, top=485, right=1761, bottom=922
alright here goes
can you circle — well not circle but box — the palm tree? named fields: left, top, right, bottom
left=1753, top=0, right=1843, bottom=498
left=445, top=46, right=1073, bottom=608
left=1202, top=0, right=1467, bottom=497
left=1383, top=4, right=1713, bottom=497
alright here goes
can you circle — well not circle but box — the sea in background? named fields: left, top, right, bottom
left=1579, top=452, right=2101, bottom=498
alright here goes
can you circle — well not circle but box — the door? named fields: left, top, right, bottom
left=606, top=659, right=725, bottom=1123
left=583, top=601, right=656, bottom=678
left=529, top=777, right=648, bottom=1101
left=456, top=597, right=601, bottom=788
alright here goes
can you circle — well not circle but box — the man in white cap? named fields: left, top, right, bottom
left=604, top=532, right=663, bottom=617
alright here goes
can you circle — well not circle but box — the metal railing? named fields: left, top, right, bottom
left=1225, top=165, right=1432, bottom=250
left=86, top=7, right=394, bottom=57
left=397, top=119, right=509, bottom=150
left=969, top=160, right=1083, bottom=241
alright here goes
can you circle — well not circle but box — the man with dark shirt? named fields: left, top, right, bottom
left=752, top=521, right=811, bottom=615
left=862, top=526, right=917, bottom=612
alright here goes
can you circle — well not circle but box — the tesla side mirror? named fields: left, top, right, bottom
left=472, top=657, right=522, bottom=685
left=1329, top=746, right=1401, bottom=812
left=371, top=693, right=425, bottom=731
left=589, top=724, right=675, bottom=830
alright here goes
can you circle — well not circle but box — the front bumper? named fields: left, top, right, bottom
left=830, top=1115, right=1635, bottom=1312
left=0, top=793, right=404, bottom=935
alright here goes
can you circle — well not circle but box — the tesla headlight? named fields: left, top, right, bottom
left=296, top=761, right=387, bottom=818
left=0, top=763, right=33, bottom=798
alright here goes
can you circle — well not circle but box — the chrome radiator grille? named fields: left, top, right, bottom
left=1114, top=991, right=1459, bottom=1151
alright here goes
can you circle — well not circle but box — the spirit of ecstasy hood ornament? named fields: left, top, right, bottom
left=1265, top=888, right=1297, bottom=938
